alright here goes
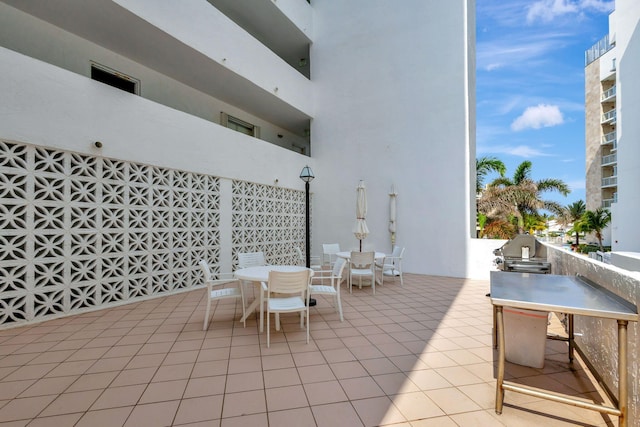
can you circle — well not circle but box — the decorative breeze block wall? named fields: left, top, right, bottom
left=231, top=180, right=306, bottom=269
left=0, top=140, right=221, bottom=328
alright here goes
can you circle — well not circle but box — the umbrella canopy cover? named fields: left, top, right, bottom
left=353, top=180, right=369, bottom=242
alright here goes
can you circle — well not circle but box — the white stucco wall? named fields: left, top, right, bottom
left=0, top=46, right=313, bottom=191
left=0, top=2, right=308, bottom=151
left=310, top=0, right=475, bottom=278
left=611, top=0, right=640, bottom=252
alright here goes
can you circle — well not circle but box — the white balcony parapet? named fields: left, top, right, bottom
left=601, top=85, right=616, bottom=101
left=602, top=176, right=617, bottom=187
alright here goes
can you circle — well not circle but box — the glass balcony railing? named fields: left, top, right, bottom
left=601, top=85, right=616, bottom=101
left=602, top=130, right=616, bottom=146
left=602, top=153, right=617, bottom=165
left=585, top=34, right=613, bottom=65
left=602, top=109, right=616, bottom=124
left=602, top=176, right=617, bottom=187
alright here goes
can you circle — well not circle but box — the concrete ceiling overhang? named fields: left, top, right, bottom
left=3, top=0, right=311, bottom=134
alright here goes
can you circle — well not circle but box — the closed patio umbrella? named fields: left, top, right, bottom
left=389, top=184, right=397, bottom=246
left=353, top=180, right=369, bottom=251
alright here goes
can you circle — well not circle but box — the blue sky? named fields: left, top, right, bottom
left=476, top=0, right=614, bottom=209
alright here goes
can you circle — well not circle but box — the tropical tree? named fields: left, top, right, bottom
left=476, top=156, right=506, bottom=194
left=578, top=208, right=611, bottom=251
left=559, top=200, right=586, bottom=245
left=479, top=160, right=570, bottom=234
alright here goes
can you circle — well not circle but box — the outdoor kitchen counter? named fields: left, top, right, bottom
left=490, top=271, right=638, bottom=427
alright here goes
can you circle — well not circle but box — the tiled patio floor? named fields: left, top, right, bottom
left=0, top=274, right=616, bottom=426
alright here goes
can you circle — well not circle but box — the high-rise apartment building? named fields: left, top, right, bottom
left=584, top=0, right=640, bottom=252
left=0, top=1, right=475, bottom=325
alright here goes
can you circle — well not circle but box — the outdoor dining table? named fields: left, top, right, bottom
left=335, top=251, right=386, bottom=287
left=490, top=270, right=638, bottom=427
left=234, top=265, right=312, bottom=333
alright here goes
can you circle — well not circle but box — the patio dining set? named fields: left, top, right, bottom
left=199, top=245, right=405, bottom=348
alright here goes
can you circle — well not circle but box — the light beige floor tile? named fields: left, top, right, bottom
left=75, top=406, right=134, bottom=427
left=351, top=396, right=406, bottom=427
left=311, top=402, right=364, bottom=427
left=224, top=371, right=264, bottom=393
left=424, top=387, right=482, bottom=414
left=0, top=395, right=57, bottom=423
left=174, top=395, right=224, bottom=424
left=123, top=400, right=180, bottom=427
left=340, top=377, right=385, bottom=400
left=391, top=391, right=444, bottom=421
left=139, top=379, right=187, bottom=404
left=39, top=389, right=102, bottom=417
left=263, top=368, right=301, bottom=389
left=267, top=407, right=316, bottom=427
left=298, top=364, right=335, bottom=384
left=303, top=380, right=348, bottom=405
left=18, top=376, right=77, bottom=398
left=25, top=413, right=83, bottom=427
left=221, top=390, right=265, bottom=418
left=265, top=385, right=308, bottom=411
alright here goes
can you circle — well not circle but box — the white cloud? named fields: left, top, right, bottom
left=511, top=104, right=564, bottom=131
left=480, top=144, right=552, bottom=158
left=526, top=0, right=614, bottom=23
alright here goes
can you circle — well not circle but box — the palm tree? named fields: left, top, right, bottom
left=579, top=208, right=611, bottom=251
left=559, top=200, right=586, bottom=245
left=476, top=156, right=506, bottom=194
left=481, top=160, right=570, bottom=234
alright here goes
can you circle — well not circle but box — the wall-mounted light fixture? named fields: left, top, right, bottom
left=94, top=141, right=103, bottom=148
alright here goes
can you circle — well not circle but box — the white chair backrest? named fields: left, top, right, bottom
left=199, top=259, right=213, bottom=281
left=350, top=251, right=374, bottom=269
left=332, top=257, right=347, bottom=277
left=268, top=270, right=311, bottom=294
left=391, top=246, right=404, bottom=258
left=238, top=251, right=267, bottom=268
left=295, top=247, right=305, bottom=264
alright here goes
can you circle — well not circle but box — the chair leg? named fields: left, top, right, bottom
left=336, top=293, right=343, bottom=322
left=306, top=308, right=309, bottom=344
left=203, top=299, right=211, bottom=331
left=267, top=309, right=270, bottom=348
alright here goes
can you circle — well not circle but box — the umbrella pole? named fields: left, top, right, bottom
left=359, top=240, right=362, bottom=252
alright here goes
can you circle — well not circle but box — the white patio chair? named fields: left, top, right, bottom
left=376, top=246, right=405, bottom=287
left=266, top=269, right=313, bottom=347
left=199, top=260, right=246, bottom=331
left=349, top=251, right=376, bottom=295
left=238, top=251, right=268, bottom=268
left=322, top=243, right=341, bottom=267
left=295, top=247, right=322, bottom=270
left=310, top=257, right=346, bottom=321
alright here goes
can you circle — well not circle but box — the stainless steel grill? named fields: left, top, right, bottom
left=493, top=235, right=551, bottom=274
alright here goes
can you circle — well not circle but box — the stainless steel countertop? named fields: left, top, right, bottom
left=490, top=271, right=638, bottom=321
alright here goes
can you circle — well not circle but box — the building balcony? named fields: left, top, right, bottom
left=601, top=109, right=617, bottom=124
left=602, top=175, right=618, bottom=187
left=601, top=85, right=616, bottom=102
left=601, top=153, right=617, bottom=166
left=603, top=194, right=617, bottom=207
left=601, top=130, right=617, bottom=149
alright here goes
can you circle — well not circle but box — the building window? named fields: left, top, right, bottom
left=90, top=63, right=139, bottom=94
left=221, top=112, right=260, bottom=138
